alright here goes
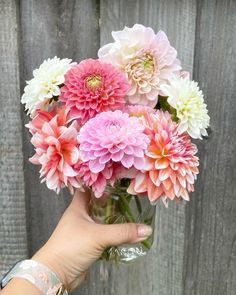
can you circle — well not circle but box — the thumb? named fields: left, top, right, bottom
left=97, top=223, right=153, bottom=247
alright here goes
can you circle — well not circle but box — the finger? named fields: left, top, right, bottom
left=69, top=187, right=91, bottom=214
left=97, top=223, right=153, bottom=247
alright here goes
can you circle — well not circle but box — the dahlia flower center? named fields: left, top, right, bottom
left=105, top=121, right=121, bottom=133
left=125, top=53, right=155, bottom=82
left=142, top=59, right=154, bottom=71
left=85, top=75, right=102, bottom=89
left=42, top=79, right=58, bottom=93
left=177, top=99, right=193, bottom=117
left=153, top=146, right=169, bottom=157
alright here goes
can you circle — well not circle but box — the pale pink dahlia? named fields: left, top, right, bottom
left=180, top=71, right=190, bottom=80
left=128, top=110, right=199, bottom=206
left=126, top=105, right=155, bottom=118
left=124, top=105, right=156, bottom=128
left=98, top=24, right=181, bottom=107
left=59, top=59, right=130, bottom=124
left=28, top=107, right=82, bottom=193
left=78, top=110, right=150, bottom=196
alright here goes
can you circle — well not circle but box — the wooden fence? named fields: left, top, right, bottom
left=0, top=0, right=236, bottom=294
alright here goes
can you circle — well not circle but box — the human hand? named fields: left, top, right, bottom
left=32, top=189, right=153, bottom=292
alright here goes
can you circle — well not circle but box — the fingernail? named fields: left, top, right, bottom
left=137, top=225, right=153, bottom=238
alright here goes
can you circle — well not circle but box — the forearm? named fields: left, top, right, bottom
left=0, top=253, right=67, bottom=295
left=1, top=278, right=42, bottom=295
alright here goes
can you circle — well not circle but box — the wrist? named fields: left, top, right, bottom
left=32, top=245, right=69, bottom=290
left=0, top=259, right=68, bottom=295
left=1, top=277, right=42, bottom=295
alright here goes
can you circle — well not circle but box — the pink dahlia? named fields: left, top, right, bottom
left=26, top=109, right=54, bottom=135
left=98, top=24, right=181, bottom=107
left=128, top=110, right=199, bottom=206
left=78, top=110, right=150, bottom=196
left=28, top=107, right=82, bottom=193
left=59, top=59, right=130, bottom=124
left=76, top=161, right=119, bottom=198
left=26, top=106, right=70, bottom=135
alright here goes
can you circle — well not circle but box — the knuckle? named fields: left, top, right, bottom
left=121, top=223, right=137, bottom=242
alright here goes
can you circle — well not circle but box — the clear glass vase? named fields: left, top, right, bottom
left=90, top=181, right=156, bottom=263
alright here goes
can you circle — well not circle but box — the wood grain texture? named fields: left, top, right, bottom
left=78, top=1, right=196, bottom=295
left=183, top=1, right=236, bottom=294
left=19, top=1, right=99, bottom=294
left=19, top=0, right=100, bottom=256
left=0, top=0, right=28, bottom=274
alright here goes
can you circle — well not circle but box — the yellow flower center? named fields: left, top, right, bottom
left=142, top=58, right=154, bottom=71
left=86, top=75, right=102, bottom=88
left=125, top=53, right=155, bottom=83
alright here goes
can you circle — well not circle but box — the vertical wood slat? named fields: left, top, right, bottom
left=19, top=1, right=100, bottom=294
left=80, top=1, right=196, bottom=295
left=19, top=0, right=100, bottom=260
left=183, top=1, right=236, bottom=294
left=0, top=0, right=28, bottom=274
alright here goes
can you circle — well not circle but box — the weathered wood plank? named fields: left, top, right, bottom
left=0, top=0, right=28, bottom=274
left=183, top=1, right=236, bottom=294
left=19, top=1, right=99, bottom=294
left=79, top=1, right=196, bottom=295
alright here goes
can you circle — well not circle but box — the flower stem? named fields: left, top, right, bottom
left=134, top=196, right=142, bottom=214
left=119, top=195, right=135, bottom=222
left=118, top=194, right=151, bottom=250
left=105, top=198, right=113, bottom=223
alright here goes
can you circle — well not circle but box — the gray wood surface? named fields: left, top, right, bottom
left=0, top=0, right=236, bottom=294
left=183, top=1, right=236, bottom=294
left=19, top=0, right=100, bottom=255
left=19, top=1, right=99, bottom=294
left=0, top=0, right=28, bottom=274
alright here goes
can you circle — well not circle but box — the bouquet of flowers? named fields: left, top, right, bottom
left=21, top=24, right=210, bottom=263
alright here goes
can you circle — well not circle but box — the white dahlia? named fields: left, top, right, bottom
left=21, top=56, right=74, bottom=116
left=161, top=77, right=210, bottom=139
left=98, top=24, right=181, bottom=107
